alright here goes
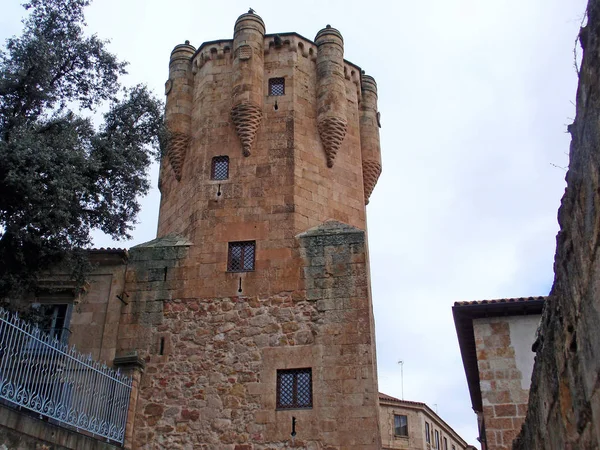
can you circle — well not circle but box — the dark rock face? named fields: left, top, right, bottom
left=514, top=2, right=600, bottom=448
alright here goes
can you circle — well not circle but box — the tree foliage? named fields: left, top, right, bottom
left=0, top=0, right=164, bottom=297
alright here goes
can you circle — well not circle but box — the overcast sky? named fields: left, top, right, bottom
left=1, top=0, right=587, bottom=446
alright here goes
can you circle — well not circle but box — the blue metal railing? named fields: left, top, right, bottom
left=0, top=307, right=132, bottom=444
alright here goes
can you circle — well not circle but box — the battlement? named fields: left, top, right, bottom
left=189, top=32, right=363, bottom=96
left=161, top=10, right=383, bottom=239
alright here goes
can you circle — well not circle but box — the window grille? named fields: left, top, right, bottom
left=394, top=414, right=408, bottom=436
left=276, top=368, right=312, bottom=409
left=211, top=156, right=229, bottom=180
left=227, top=241, right=255, bottom=272
left=269, top=78, right=285, bottom=96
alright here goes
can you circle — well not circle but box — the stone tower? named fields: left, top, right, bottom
left=134, top=11, right=383, bottom=449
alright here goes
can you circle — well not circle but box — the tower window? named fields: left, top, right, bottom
left=394, top=414, right=408, bottom=436
left=227, top=241, right=255, bottom=272
left=269, top=78, right=285, bottom=96
left=211, top=156, right=229, bottom=180
left=276, top=368, right=312, bottom=409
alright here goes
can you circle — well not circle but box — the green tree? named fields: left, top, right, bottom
left=0, top=0, right=164, bottom=298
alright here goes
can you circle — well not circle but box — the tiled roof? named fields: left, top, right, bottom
left=454, top=296, right=546, bottom=307
left=452, top=296, right=546, bottom=412
left=88, top=247, right=128, bottom=253
left=378, top=393, right=426, bottom=408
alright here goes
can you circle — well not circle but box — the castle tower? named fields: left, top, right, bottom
left=136, top=12, right=383, bottom=449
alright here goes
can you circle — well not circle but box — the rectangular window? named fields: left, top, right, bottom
left=33, top=302, right=73, bottom=343
left=25, top=301, right=73, bottom=354
left=277, top=368, right=312, bottom=409
left=444, top=437, right=448, bottom=450
left=269, top=77, right=285, bottom=96
left=211, top=155, right=229, bottom=180
left=425, top=422, right=430, bottom=443
left=394, top=414, right=408, bottom=436
left=435, top=430, right=440, bottom=449
left=227, top=241, right=255, bottom=272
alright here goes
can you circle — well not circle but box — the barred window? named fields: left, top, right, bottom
left=269, top=78, right=285, bottom=96
left=227, top=241, right=255, bottom=272
left=276, top=368, right=312, bottom=409
left=394, top=414, right=408, bottom=436
left=211, top=156, right=229, bottom=180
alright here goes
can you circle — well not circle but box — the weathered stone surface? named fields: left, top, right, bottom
left=0, top=404, right=118, bottom=450
left=514, top=2, right=600, bottom=448
left=472, top=315, right=540, bottom=450
left=120, top=219, right=380, bottom=449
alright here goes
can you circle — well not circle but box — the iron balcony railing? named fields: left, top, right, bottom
left=0, top=307, right=132, bottom=444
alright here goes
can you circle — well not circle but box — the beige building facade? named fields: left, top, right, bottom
left=453, top=296, right=544, bottom=450
left=378, top=393, right=473, bottom=450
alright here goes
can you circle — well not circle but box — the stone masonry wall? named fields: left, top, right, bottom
left=130, top=221, right=380, bottom=449
left=0, top=403, right=118, bottom=450
left=69, top=268, right=126, bottom=363
left=473, top=316, right=539, bottom=450
left=513, top=1, right=600, bottom=448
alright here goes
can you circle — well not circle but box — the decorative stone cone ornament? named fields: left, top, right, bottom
left=164, top=41, right=195, bottom=182
left=167, top=131, right=189, bottom=181
left=318, top=116, right=348, bottom=168
left=315, top=25, right=347, bottom=168
left=362, top=159, right=382, bottom=204
left=231, top=101, right=263, bottom=157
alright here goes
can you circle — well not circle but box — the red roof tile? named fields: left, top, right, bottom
left=454, top=296, right=546, bottom=307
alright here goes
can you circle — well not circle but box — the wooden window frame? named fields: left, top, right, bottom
left=227, top=241, right=255, bottom=272
left=394, top=414, right=408, bottom=437
left=276, top=368, right=312, bottom=410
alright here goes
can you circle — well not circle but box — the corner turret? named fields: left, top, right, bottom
left=231, top=11, right=266, bottom=156
left=360, top=74, right=382, bottom=203
left=315, top=25, right=347, bottom=168
left=163, top=41, right=195, bottom=182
